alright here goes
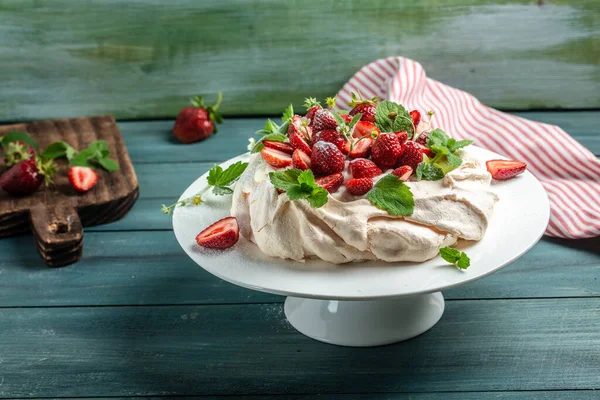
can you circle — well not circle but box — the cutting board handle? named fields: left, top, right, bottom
left=29, top=205, right=83, bottom=267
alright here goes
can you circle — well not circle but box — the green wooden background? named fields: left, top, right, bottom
left=0, top=0, right=599, bottom=121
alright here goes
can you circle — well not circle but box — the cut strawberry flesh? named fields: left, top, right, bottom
left=415, top=142, right=434, bottom=157
left=292, top=149, right=311, bottom=170
left=349, top=137, right=372, bottom=159
left=68, top=166, right=98, bottom=193
left=392, top=165, right=413, bottom=181
left=196, top=217, right=240, bottom=249
left=261, top=146, right=292, bottom=168
left=353, top=121, right=380, bottom=138
left=315, top=173, right=344, bottom=193
left=486, top=159, right=527, bottom=180
left=263, top=140, right=294, bottom=155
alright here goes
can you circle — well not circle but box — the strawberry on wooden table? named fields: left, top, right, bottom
left=0, top=157, right=54, bottom=195
left=315, top=173, right=344, bottom=193
left=261, top=146, right=292, bottom=168
left=173, top=92, right=223, bottom=144
left=196, top=216, right=240, bottom=249
left=310, top=141, right=345, bottom=176
left=68, top=166, right=98, bottom=193
left=345, top=178, right=373, bottom=196
left=3, top=141, right=36, bottom=166
left=486, top=160, right=527, bottom=180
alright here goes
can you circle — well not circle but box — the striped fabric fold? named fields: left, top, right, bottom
left=335, top=57, right=600, bottom=239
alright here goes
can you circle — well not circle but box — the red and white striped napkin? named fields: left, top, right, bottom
left=335, top=57, right=600, bottom=239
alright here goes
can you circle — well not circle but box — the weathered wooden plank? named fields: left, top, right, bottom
left=0, top=1, right=599, bottom=122
left=0, top=231, right=597, bottom=306
left=0, top=299, right=598, bottom=397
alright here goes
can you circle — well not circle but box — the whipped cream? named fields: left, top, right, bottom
left=231, top=148, right=498, bottom=264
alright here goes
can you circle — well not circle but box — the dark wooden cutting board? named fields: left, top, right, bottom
left=0, top=115, right=139, bottom=267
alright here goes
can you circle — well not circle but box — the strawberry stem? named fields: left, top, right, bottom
left=213, top=91, right=223, bottom=111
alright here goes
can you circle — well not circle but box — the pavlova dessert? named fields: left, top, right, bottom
left=165, top=94, right=527, bottom=269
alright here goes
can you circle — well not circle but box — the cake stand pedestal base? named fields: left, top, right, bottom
left=284, top=292, right=445, bottom=347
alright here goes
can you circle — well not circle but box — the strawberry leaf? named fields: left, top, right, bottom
left=40, top=141, right=77, bottom=160
left=439, top=247, right=470, bottom=269
left=0, top=131, right=39, bottom=150
left=282, top=104, right=294, bottom=123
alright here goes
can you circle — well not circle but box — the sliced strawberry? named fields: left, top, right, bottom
left=392, top=165, right=413, bottom=181
left=410, top=110, right=421, bottom=128
left=349, top=137, right=373, bottom=159
left=263, top=140, right=294, bottom=155
left=289, top=131, right=312, bottom=155
left=345, top=178, right=373, bottom=196
left=415, top=142, right=434, bottom=157
left=342, top=140, right=351, bottom=155
left=486, top=160, right=527, bottom=180
left=311, top=129, right=345, bottom=151
left=396, top=141, right=423, bottom=170
left=395, top=130, right=408, bottom=145
left=292, top=149, right=311, bottom=170
left=352, top=121, right=380, bottom=139
left=341, top=114, right=352, bottom=123
left=195, top=216, right=239, bottom=249
left=371, top=133, right=403, bottom=170
left=349, top=158, right=382, bottom=179
left=316, top=173, right=344, bottom=193
left=261, top=146, right=292, bottom=168
left=311, top=141, right=345, bottom=176
left=68, top=166, right=98, bottom=193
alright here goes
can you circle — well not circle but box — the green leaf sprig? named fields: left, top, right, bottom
left=416, top=129, right=473, bottom=181
left=40, top=140, right=120, bottom=172
left=374, top=100, right=414, bottom=137
left=331, top=110, right=362, bottom=145
left=439, top=247, right=470, bottom=269
left=0, top=131, right=39, bottom=151
left=250, top=104, right=295, bottom=153
left=161, top=161, right=248, bottom=215
left=366, top=174, right=415, bottom=216
left=269, top=168, right=329, bottom=208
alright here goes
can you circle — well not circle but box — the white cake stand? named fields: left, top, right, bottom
left=173, top=148, right=550, bottom=347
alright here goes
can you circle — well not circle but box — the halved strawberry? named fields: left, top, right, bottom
left=311, top=141, right=345, bottom=176
left=352, top=121, right=380, bottom=139
left=341, top=114, right=352, bottom=123
left=349, top=137, right=373, bottom=159
left=395, top=131, right=408, bottom=145
left=263, top=140, right=294, bottom=155
left=345, top=178, right=373, bottom=196
left=68, top=166, right=98, bottom=193
left=196, top=216, right=239, bottom=249
left=316, top=173, right=344, bottom=193
left=289, top=131, right=312, bottom=155
left=392, top=165, right=413, bottom=181
left=486, top=160, right=527, bottom=180
left=292, top=149, right=311, bottom=170
left=349, top=158, right=382, bottom=179
left=261, top=146, right=292, bottom=168
left=311, top=129, right=345, bottom=151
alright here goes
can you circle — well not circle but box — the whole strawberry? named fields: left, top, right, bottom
left=311, top=141, right=345, bottom=176
left=304, top=97, right=322, bottom=122
left=410, top=110, right=421, bottom=128
left=0, top=157, right=55, bottom=195
left=349, top=158, right=382, bottom=179
left=173, top=92, right=223, bottom=144
left=415, top=131, right=430, bottom=146
left=311, top=129, right=345, bottom=151
left=371, top=133, right=404, bottom=170
left=345, top=178, right=373, bottom=196
left=348, top=92, right=379, bottom=122
left=396, top=141, right=424, bottom=170
left=311, top=108, right=337, bottom=132
left=4, top=141, right=35, bottom=167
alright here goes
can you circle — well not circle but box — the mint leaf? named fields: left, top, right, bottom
left=278, top=121, right=290, bottom=134
left=69, top=150, right=96, bottom=168
left=449, top=139, right=474, bottom=152
left=375, top=100, right=413, bottom=136
left=269, top=169, right=329, bottom=208
left=269, top=169, right=303, bottom=192
left=40, top=141, right=77, bottom=160
left=416, top=161, right=445, bottom=181
left=446, top=152, right=463, bottom=167
left=439, top=247, right=470, bottom=269
left=366, top=174, right=414, bottom=216
left=282, top=104, right=294, bottom=123
left=0, top=131, right=38, bottom=150
left=97, top=157, right=119, bottom=171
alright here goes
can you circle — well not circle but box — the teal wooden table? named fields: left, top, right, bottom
left=1, top=1, right=600, bottom=398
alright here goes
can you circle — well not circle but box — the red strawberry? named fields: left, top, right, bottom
left=395, top=131, right=409, bottom=145
left=311, top=141, right=345, bottom=176
left=196, top=216, right=239, bottom=249
left=289, top=131, right=312, bottom=155
left=288, top=115, right=313, bottom=142
left=4, top=141, right=36, bottom=167
left=486, top=160, right=527, bottom=180
left=371, top=133, right=403, bottom=170
left=311, top=108, right=338, bottom=131
left=410, top=110, right=421, bottom=128
left=0, top=157, right=54, bottom=195
left=304, top=97, right=322, bottom=122
left=415, top=142, right=434, bottom=157
left=68, top=166, right=98, bottom=193
left=341, top=114, right=352, bottom=123
left=311, top=129, right=345, bottom=151
left=316, top=173, right=344, bottom=193
left=347, top=92, right=379, bottom=122
left=349, top=158, right=382, bottom=179
left=306, top=106, right=321, bottom=122
left=396, top=141, right=424, bottom=170
left=292, top=149, right=311, bottom=170
left=352, top=121, right=380, bottom=139
left=261, top=146, right=292, bottom=168
left=173, top=93, right=223, bottom=144
left=415, top=131, right=430, bottom=146
left=349, top=137, right=373, bottom=159
left=392, top=165, right=413, bottom=181
left=263, top=140, right=294, bottom=155
left=345, top=178, right=373, bottom=196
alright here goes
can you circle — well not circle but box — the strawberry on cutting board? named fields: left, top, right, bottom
left=68, top=166, right=98, bottom=193
left=486, top=160, right=527, bottom=180
left=173, top=92, right=224, bottom=144
left=0, top=157, right=54, bottom=195
left=196, top=216, right=240, bottom=249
